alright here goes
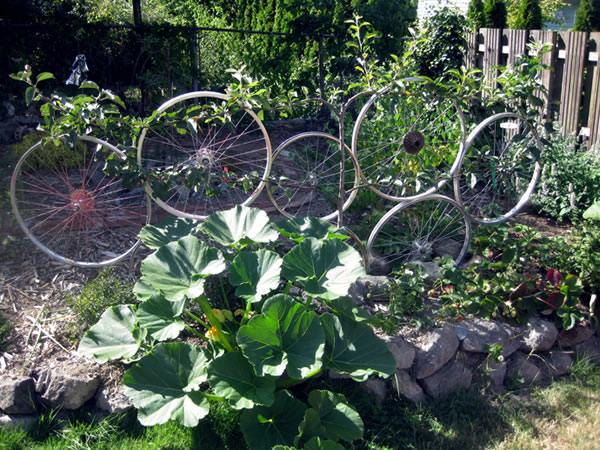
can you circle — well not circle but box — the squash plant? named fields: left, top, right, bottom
left=78, top=206, right=395, bottom=449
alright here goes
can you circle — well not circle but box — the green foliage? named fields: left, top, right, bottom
left=484, top=0, right=508, bottom=28
left=77, top=207, right=395, bottom=449
left=531, top=125, right=600, bottom=222
left=574, top=0, right=600, bottom=31
left=409, top=7, right=468, bottom=80
left=10, top=130, right=85, bottom=169
left=0, top=310, right=13, bottom=352
left=556, top=221, right=600, bottom=294
left=66, top=267, right=137, bottom=338
left=468, top=0, right=486, bottom=28
left=514, top=0, right=544, bottom=29
left=506, top=0, right=567, bottom=28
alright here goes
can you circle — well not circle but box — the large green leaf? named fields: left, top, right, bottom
left=138, top=217, right=201, bottom=249
left=320, top=313, right=396, bottom=381
left=583, top=201, right=600, bottom=221
left=276, top=217, right=348, bottom=243
left=296, top=390, right=363, bottom=445
left=240, top=390, right=306, bottom=450
left=282, top=238, right=365, bottom=300
left=303, top=437, right=346, bottom=450
left=137, top=235, right=226, bottom=301
left=77, top=305, right=143, bottom=363
left=123, top=343, right=211, bottom=427
left=237, top=294, right=325, bottom=378
left=229, top=249, right=282, bottom=303
left=207, top=352, right=275, bottom=410
left=137, top=294, right=186, bottom=341
left=199, top=205, right=279, bottom=248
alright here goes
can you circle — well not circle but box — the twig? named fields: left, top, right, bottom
left=25, top=316, right=71, bottom=354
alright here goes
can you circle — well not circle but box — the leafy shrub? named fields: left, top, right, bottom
left=574, top=0, right=600, bottom=31
left=10, top=130, right=85, bottom=169
left=409, top=7, right=468, bottom=80
left=484, top=0, right=508, bottom=28
left=468, top=0, right=485, bottom=28
left=531, top=127, right=600, bottom=222
left=66, top=267, right=136, bottom=337
left=77, top=206, right=395, bottom=449
left=514, top=0, right=543, bottom=29
left=556, top=220, right=600, bottom=295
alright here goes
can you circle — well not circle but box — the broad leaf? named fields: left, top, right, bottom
left=276, top=217, right=348, bottom=243
left=237, top=294, right=325, bottom=378
left=138, top=235, right=226, bottom=301
left=298, top=390, right=363, bottom=444
left=583, top=201, right=600, bottom=221
left=78, top=305, right=142, bottom=363
left=321, top=313, right=395, bottom=381
left=304, top=437, right=345, bottom=450
left=137, top=294, right=186, bottom=341
left=282, top=238, right=365, bottom=300
left=200, top=205, right=279, bottom=248
left=123, top=343, right=211, bottom=427
left=138, top=217, right=201, bottom=249
left=36, top=72, right=54, bottom=83
left=207, top=352, right=275, bottom=409
left=240, top=390, right=306, bottom=450
left=229, top=250, right=282, bottom=303
left=325, top=297, right=371, bottom=323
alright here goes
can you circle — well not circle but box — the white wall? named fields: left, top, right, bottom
left=417, top=0, right=470, bottom=22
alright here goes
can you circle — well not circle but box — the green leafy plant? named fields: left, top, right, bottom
left=484, top=0, right=508, bottom=28
left=0, top=310, right=13, bottom=352
left=66, top=267, right=137, bottom=339
left=514, top=0, right=543, bottom=29
left=77, top=206, right=395, bottom=449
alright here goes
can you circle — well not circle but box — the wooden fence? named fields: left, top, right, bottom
left=464, top=29, right=600, bottom=151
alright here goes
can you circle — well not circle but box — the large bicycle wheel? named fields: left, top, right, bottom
left=266, top=132, right=360, bottom=221
left=367, top=195, right=471, bottom=274
left=352, top=79, right=466, bottom=202
left=453, top=112, right=542, bottom=224
left=11, top=136, right=150, bottom=267
left=137, top=91, right=272, bottom=220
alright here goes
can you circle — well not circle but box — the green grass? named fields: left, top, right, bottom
left=1, top=359, right=599, bottom=449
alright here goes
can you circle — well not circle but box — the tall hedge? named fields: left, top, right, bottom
left=574, top=0, right=600, bottom=31
left=483, top=0, right=507, bottom=28
left=514, top=0, right=543, bottom=29
left=468, top=0, right=485, bottom=28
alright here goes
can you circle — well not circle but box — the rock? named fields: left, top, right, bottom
left=408, top=261, right=441, bottom=284
left=411, top=325, right=459, bottom=379
left=0, top=413, right=38, bottom=432
left=382, top=335, right=416, bottom=370
left=348, top=275, right=391, bottom=305
left=558, top=325, right=596, bottom=347
left=486, top=359, right=507, bottom=390
left=575, top=336, right=600, bottom=364
left=95, top=385, right=133, bottom=414
left=459, top=254, right=484, bottom=270
left=35, top=369, right=99, bottom=410
left=461, top=318, right=520, bottom=357
left=361, top=378, right=387, bottom=405
left=421, top=360, right=472, bottom=399
left=0, top=377, right=37, bottom=414
left=391, top=369, right=426, bottom=403
left=520, top=317, right=558, bottom=352
left=506, top=352, right=546, bottom=387
left=544, top=350, right=573, bottom=377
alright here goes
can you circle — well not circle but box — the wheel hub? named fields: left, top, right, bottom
left=70, top=189, right=95, bottom=212
left=403, top=130, right=425, bottom=154
left=412, top=238, right=432, bottom=260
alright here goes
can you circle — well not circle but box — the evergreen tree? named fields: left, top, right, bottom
left=468, top=0, right=485, bottom=28
left=514, top=0, right=543, bottom=29
left=574, top=0, right=600, bottom=31
left=483, top=0, right=507, bottom=28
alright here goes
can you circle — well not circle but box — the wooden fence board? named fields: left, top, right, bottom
left=465, top=31, right=478, bottom=69
left=504, top=29, right=528, bottom=66
left=481, top=28, right=502, bottom=90
left=559, top=31, right=588, bottom=135
left=529, top=30, right=557, bottom=118
left=587, top=33, right=600, bottom=151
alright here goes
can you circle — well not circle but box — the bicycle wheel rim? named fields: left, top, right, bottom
left=453, top=112, right=542, bottom=225
left=367, top=194, right=471, bottom=274
left=352, top=80, right=466, bottom=202
left=11, top=135, right=150, bottom=267
left=137, top=91, right=272, bottom=220
left=266, top=132, right=359, bottom=221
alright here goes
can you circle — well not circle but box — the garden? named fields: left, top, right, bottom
left=1, top=2, right=600, bottom=449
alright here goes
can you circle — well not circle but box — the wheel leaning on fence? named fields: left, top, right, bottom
left=453, top=112, right=542, bottom=224
left=137, top=91, right=272, bottom=220
left=10, top=135, right=151, bottom=267
left=351, top=78, right=467, bottom=202
left=366, top=194, right=471, bottom=274
left=266, top=131, right=360, bottom=221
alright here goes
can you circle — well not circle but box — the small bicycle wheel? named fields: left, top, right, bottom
left=11, top=135, right=150, bottom=267
left=453, top=112, right=542, bottom=224
left=352, top=78, right=466, bottom=202
left=137, top=91, right=272, bottom=220
left=266, top=132, right=360, bottom=221
left=367, top=195, right=471, bottom=274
